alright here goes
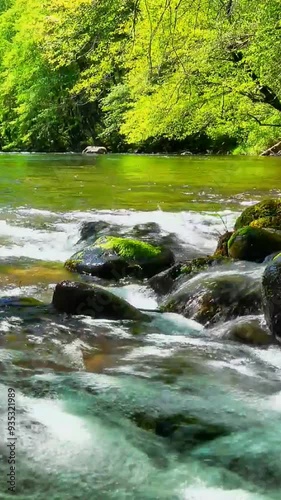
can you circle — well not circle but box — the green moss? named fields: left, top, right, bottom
left=180, top=255, right=228, bottom=275
left=94, top=236, right=161, bottom=260
left=228, top=226, right=281, bottom=262
left=273, top=252, right=281, bottom=261
left=65, top=258, right=83, bottom=272
left=234, top=199, right=281, bottom=230
left=228, top=226, right=257, bottom=250
left=250, top=215, right=281, bottom=230
left=15, top=297, right=44, bottom=307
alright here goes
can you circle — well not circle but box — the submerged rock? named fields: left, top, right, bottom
left=162, top=273, right=262, bottom=326
left=52, top=281, right=149, bottom=321
left=262, top=254, right=281, bottom=341
left=149, top=255, right=230, bottom=296
left=132, top=411, right=227, bottom=450
left=65, top=236, right=175, bottom=279
left=234, top=199, right=281, bottom=230
left=228, top=226, right=281, bottom=262
left=0, top=296, right=48, bottom=321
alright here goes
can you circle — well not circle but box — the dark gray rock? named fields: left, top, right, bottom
left=262, top=254, right=281, bottom=341
left=52, top=281, right=149, bottom=321
left=162, top=273, right=262, bottom=326
left=65, top=236, right=175, bottom=280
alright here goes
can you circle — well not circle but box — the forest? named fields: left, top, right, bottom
left=0, top=0, right=280, bottom=154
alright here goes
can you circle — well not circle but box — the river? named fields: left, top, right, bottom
left=0, top=153, right=281, bottom=499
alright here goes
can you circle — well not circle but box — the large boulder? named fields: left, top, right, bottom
left=82, top=146, right=107, bottom=154
left=228, top=226, right=281, bottom=262
left=52, top=281, right=149, bottom=321
left=161, top=273, right=262, bottom=326
left=262, top=254, right=281, bottom=341
left=149, top=255, right=230, bottom=296
left=234, top=199, right=281, bottom=230
left=65, top=236, right=175, bottom=279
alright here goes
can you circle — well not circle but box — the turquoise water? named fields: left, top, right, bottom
left=0, top=154, right=281, bottom=499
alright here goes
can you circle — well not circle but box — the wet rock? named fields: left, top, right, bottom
left=228, top=226, right=281, bottom=262
left=234, top=199, right=281, bottom=230
left=78, top=221, right=114, bottom=244
left=263, top=251, right=281, bottom=263
left=130, top=222, right=162, bottom=240
left=162, top=273, right=262, bottom=326
left=82, top=146, right=107, bottom=154
left=52, top=281, right=149, bottom=321
left=227, top=317, right=272, bottom=346
left=65, top=236, right=175, bottom=279
left=148, top=263, right=183, bottom=295
left=262, top=254, right=281, bottom=341
left=149, top=256, right=230, bottom=296
left=214, top=231, right=233, bottom=257
left=132, top=411, right=227, bottom=450
left=129, top=222, right=192, bottom=261
left=0, top=296, right=48, bottom=321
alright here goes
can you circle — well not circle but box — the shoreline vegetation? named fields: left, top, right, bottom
left=0, top=1, right=281, bottom=156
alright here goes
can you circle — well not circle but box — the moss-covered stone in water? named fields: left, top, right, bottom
left=94, top=236, right=161, bottom=260
left=234, top=199, right=281, bottom=230
left=65, top=235, right=174, bottom=279
left=228, top=226, right=281, bottom=262
left=180, top=255, right=228, bottom=275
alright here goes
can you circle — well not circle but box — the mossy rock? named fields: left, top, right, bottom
left=180, top=255, right=229, bottom=275
left=161, top=273, right=261, bottom=326
left=228, top=318, right=273, bottom=346
left=65, top=236, right=175, bottom=279
left=249, top=215, right=281, bottom=230
left=262, top=255, right=281, bottom=341
left=228, top=226, right=281, bottom=262
left=0, top=297, right=44, bottom=308
left=52, top=280, right=149, bottom=321
left=0, top=296, right=49, bottom=321
left=234, top=199, right=281, bottom=230
left=214, top=231, right=233, bottom=257
left=148, top=255, right=230, bottom=295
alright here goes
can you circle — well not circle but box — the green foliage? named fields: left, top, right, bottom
left=0, top=0, right=281, bottom=152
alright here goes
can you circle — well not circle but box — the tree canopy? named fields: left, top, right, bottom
left=0, top=0, right=280, bottom=153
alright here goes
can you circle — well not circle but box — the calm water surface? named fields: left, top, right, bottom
left=0, top=154, right=281, bottom=499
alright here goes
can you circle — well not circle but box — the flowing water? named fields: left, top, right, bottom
left=0, top=153, right=281, bottom=499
